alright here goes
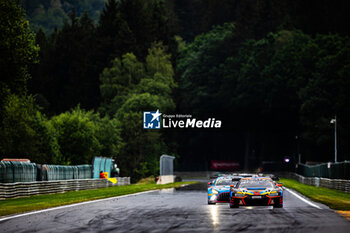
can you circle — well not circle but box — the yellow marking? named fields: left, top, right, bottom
left=102, top=172, right=118, bottom=184
left=107, top=177, right=118, bottom=184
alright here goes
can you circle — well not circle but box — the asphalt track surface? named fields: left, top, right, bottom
left=1, top=183, right=349, bottom=233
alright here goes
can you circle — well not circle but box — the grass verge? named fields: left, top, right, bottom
left=0, top=181, right=196, bottom=217
left=280, top=178, right=350, bottom=210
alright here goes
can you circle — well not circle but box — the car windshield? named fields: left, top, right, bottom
left=215, top=179, right=234, bottom=186
left=238, top=180, right=274, bottom=189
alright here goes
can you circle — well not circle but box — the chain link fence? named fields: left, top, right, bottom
left=296, top=161, right=350, bottom=179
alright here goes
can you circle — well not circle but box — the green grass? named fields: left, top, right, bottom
left=0, top=181, right=196, bottom=217
left=280, top=178, right=350, bottom=210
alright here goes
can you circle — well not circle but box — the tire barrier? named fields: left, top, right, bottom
left=0, top=161, right=37, bottom=183
left=0, top=162, right=93, bottom=183
left=76, top=165, right=93, bottom=179
left=0, top=177, right=130, bottom=199
left=40, top=164, right=92, bottom=181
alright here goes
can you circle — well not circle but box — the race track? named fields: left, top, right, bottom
left=1, top=183, right=349, bottom=233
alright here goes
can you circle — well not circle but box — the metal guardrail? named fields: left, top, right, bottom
left=288, top=173, right=350, bottom=194
left=0, top=177, right=130, bottom=199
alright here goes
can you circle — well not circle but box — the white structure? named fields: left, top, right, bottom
left=157, top=155, right=175, bottom=184
left=330, top=116, right=337, bottom=162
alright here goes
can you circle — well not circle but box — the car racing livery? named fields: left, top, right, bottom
left=208, top=176, right=241, bottom=204
left=229, top=177, right=283, bottom=208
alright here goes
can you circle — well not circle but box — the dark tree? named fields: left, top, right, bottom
left=29, top=10, right=100, bottom=114
left=0, top=0, right=38, bottom=120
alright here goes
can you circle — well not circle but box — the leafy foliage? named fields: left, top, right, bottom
left=100, top=42, right=176, bottom=179
left=29, top=0, right=176, bottom=115
left=21, top=0, right=107, bottom=34
left=178, top=25, right=350, bottom=165
left=2, top=0, right=350, bottom=178
left=0, top=0, right=39, bottom=121
left=168, top=0, right=350, bottom=42
left=29, top=11, right=100, bottom=114
left=0, top=94, right=61, bottom=164
left=177, top=23, right=234, bottom=115
left=51, top=108, right=101, bottom=164
left=298, top=34, right=350, bottom=158
left=86, top=112, right=122, bottom=158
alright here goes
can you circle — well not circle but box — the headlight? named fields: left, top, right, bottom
left=212, top=189, right=219, bottom=194
left=269, top=192, right=279, bottom=196
left=235, top=193, right=245, bottom=197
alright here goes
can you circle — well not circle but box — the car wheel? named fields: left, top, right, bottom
left=229, top=201, right=239, bottom=208
left=273, top=198, right=283, bottom=208
left=208, top=201, right=216, bottom=205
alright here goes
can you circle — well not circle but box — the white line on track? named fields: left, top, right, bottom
left=0, top=190, right=157, bottom=222
left=284, top=187, right=322, bottom=209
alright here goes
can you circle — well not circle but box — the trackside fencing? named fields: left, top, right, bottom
left=296, top=161, right=350, bottom=179
left=39, top=164, right=92, bottom=181
left=92, top=157, right=113, bottom=179
left=0, top=177, right=130, bottom=199
left=288, top=173, right=350, bottom=194
left=0, top=162, right=93, bottom=183
left=0, top=161, right=37, bottom=183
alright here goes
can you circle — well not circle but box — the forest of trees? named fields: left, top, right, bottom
left=20, top=0, right=107, bottom=34
left=1, top=0, right=349, bottom=179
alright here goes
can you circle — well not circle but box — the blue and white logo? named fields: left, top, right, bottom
left=143, top=110, right=161, bottom=129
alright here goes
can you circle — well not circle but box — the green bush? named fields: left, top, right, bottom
left=86, top=111, right=122, bottom=158
left=50, top=107, right=101, bottom=165
left=0, top=94, right=61, bottom=163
